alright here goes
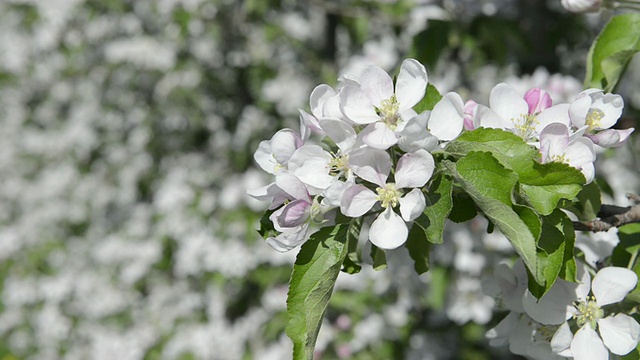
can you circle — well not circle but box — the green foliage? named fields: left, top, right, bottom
left=563, top=181, right=602, bottom=221
left=585, top=13, right=640, bottom=92
left=415, top=173, right=453, bottom=244
left=413, top=83, right=443, bottom=113
left=444, top=152, right=542, bottom=286
left=342, top=217, right=363, bottom=274
left=286, top=224, right=350, bottom=360
left=406, top=222, right=431, bottom=274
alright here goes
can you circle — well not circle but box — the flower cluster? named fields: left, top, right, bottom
left=487, top=260, right=640, bottom=360
left=251, top=58, right=633, bottom=252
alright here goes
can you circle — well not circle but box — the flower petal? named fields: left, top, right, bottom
left=276, top=199, right=311, bottom=228
left=587, top=128, right=635, bottom=148
left=395, top=149, right=435, bottom=189
left=395, top=58, right=428, bottom=110
left=475, top=105, right=514, bottom=130
left=399, top=188, right=426, bottom=221
left=569, top=93, right=592, bottom=129
left=348, top=147, right=392, bottom=187
left=340, top=84, right=381, bottom=124
left=275, top=173, right=310, bottom=201
left=360, top=122, right=399, bottom=150
left=539, top=123, right=569, bottom=163
left=428, top=92, right=465, bottom=141
left=270, top=129, right=304, bottom=165
left=534, top=103, right=571, bottom=135
left=489, top=83, right=529, bottom=125
left=319, top=118, right=357, bottom=153
left=369, top=207, right=408, bottom=249
left=310, top=84, right=338, bottom=118
left=288, top=145, right=334, bottom=194
left=550, top=322, right=573, bottom=356
left=592, top=267, right=638, bottom=307
left=340, top=184, right=378, bottom=217
left=598, top=314, right=640, bottom=355
left=360, top=65, right=394, bottom=108
left=266, top=223, right=310, bottom=252
left=570, top=325, right=608, bottom=360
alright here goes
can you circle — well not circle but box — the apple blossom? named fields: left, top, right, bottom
left=549, top=267, right=640, bottom=360
left=340, top=149, right=434, bottom=249
left=539, top=123, right=596, bottom=183
left=339, top=59, right=428, bottom=150
left=569, top=89, right=634, bottom=148
left=475, top=83, right=571, bottom=142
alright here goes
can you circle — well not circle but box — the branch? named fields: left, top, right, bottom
left=573, top=193, right=640, bottom=232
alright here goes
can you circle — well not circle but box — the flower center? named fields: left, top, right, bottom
left=328, top=153, right=350, bottom=177
left=574, top=296, right=604, bottom=329
left=549, top=153, right=568, bottom=163
left=533, top=323, right=560, bottom=342
left=309, top=198, right=326, bottom=224
left=376, top=183, right=402, bottom=208
left=585, top=108, right=605, bottom=131
left=377, top=96, right=401, bottom=129
left=513, top=113, right=539, bottom=140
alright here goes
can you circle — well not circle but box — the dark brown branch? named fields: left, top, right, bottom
left=573, top=193, right=640, bottom=232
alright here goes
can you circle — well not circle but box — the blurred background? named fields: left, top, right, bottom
left=0, top=0, right=639, bottom=359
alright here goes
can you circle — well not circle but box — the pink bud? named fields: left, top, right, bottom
left=524, top=88, right=552, bottom=114
left=463, top=100, right=478, bottom=130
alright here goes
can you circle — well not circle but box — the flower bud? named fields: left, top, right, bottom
left=524, top=88, right=552, bottom=114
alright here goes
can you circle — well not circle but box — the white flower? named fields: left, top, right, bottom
left=538, top=267, right=640, bottom=360
left=569, top=89, right=634, bottom=148
left=475, top=83, right=571, bottom=142
left=340, top=148, right=434, bottom=249
left=339, top=59, right=428, bottom=150
left=539, top=122, right=596, bottom=183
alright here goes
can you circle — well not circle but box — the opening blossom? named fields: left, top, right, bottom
left=549, top=267, right=640, bottom=360
left=475, top=83, right=571, bottom=143
left=569, top=89, right=634, bottom=148
left=539, top=123, right=596, bottom=183
left=340, top=148, right=434, bottom=249
left=339, top=59, right=429, bottom=150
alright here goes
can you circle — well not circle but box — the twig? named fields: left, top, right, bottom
left=573, top=193, right=640, bottom=232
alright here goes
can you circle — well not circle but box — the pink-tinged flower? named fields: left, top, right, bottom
left=569, top=89, right=634, bottom=148
left=340, top=149, right=434, bottom=249
left=549, top=267, right=640, bottom=360
left=339, top=59, right=428, bottom=150
left=539, top=123, right=596, bottom=183
left=287, top=144, right=336, bottom=195
left=266, top=173, right=334, bottom=252
left=524, top=88, right=553, bottom=114
left=253, top=128, right=304, bottom=174
left=475, top=83, right=571, bottom=142
left=463, top=100, right=478, bottom=131
left=561, top=0, right=601, bottom=13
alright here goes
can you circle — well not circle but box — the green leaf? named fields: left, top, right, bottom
left=446, top=128, right=584, bottom=215
left=370, top=244, right=388, bottom=271
left=445, top=128, right=538, bottom=176
left=531, top=209, right=576, bottom=297
left=449, top=192, right=478, bottom=223
left=406, top=223, right=430, bottom=274
left=585, top=13, right=640, bottom=91
left=445, top=153, right=541, bottom=285
left=413, top=83, right=443, bottom=113
left=563, top=181, right=602, bottom=221
left=286, top=225, right=349, bottom=360
left=416, top=174, right=453, bottom=244
left=518, top=161, right=585, bottom=216
left=342, top=217, right=362, bottom=274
